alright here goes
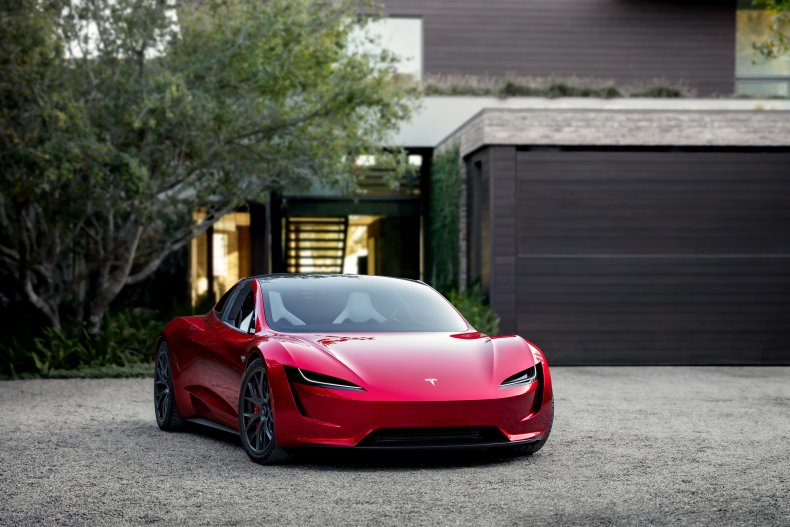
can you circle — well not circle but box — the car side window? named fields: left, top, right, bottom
left=213, top=286, right=235, bottom=316
left=224, top=281, right=256, bottom=333
left=237, top=290, right=256, bottom=333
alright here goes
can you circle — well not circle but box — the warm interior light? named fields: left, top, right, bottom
left=212, top=233, right=228, bottom=278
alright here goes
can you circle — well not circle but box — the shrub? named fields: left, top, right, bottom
left=422, top=74, right=694, bottom=99
left=0, top=308, right=161, bottom=378
left=448, top=286, right=500, bottom=336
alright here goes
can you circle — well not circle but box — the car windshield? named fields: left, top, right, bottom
left=259, top=275, right=468, bottom=333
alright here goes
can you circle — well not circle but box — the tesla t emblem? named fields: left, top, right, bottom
left=425, top=378, right=438, bottom=386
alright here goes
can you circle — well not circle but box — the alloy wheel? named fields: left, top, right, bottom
left=241, top=368, right=275, bottom=454
left=154, top=348, right=171, bottom=423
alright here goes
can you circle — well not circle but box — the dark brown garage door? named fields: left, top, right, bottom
left=487, top=148, right=790, bottom=365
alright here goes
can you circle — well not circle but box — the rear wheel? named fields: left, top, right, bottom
left=154, top=340, right=184, bottom=431
left=238, top=358, right=289, bottom=464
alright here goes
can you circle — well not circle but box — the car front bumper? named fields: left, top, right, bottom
left=270, top=363, right=554, bottom=449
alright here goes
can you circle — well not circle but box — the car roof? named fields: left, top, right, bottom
left=252, top=274, right=426, bottom=286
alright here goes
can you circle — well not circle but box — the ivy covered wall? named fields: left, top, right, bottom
left=428, top=146, right=500, bottom=334
left=428, top=146, right=460, bottom=294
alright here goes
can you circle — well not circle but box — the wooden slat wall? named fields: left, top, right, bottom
left=466, top=150, right=491, bottom=293
left=506, top=149, right=790, bottom=364
left=488, top=147, right=519, bottom=333
left=383, top=0, right=735, bottom=95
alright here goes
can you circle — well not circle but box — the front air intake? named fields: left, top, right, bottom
left=357, top=427, right=508, bottom=448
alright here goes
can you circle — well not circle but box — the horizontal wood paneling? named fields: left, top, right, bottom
left=489, top=147, right=518, bottom=332
left=509, top=149, right=790, bottom=364
left=383, top=0, right=735, bottom=95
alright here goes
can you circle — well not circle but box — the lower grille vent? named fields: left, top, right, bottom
left=358, top=427, right=507, bottom=447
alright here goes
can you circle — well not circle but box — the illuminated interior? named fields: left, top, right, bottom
left=189, top=211, right=251, bottom=307
left=343, top=215, right=382, bottom=274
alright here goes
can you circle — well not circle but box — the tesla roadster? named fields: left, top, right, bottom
left=154, top=274, right=553, bottom=464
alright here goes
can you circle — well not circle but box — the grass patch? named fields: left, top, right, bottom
left=0, top=362, right=154, bottom=380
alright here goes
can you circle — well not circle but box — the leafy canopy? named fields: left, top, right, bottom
left=0, top=0, right=416, bottom=333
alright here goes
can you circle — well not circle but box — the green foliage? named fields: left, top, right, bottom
left=499, top=80, right=621, bottom=98
left=423, top=74, right=695, bottom=98
left=448, top=286, right=500, bottom=336
left=428, top=147, right=500, bottom=334
left=629, top=85, right=686, bottom=98
left=428, top=148, right=500, bottom=335
left=752, top=0, right=790, bottom=60
left=0, top=308, right=160, bottom=378
left=428, top=147, right=461, bottom=294
left=31, top=328, right=84, bottom=374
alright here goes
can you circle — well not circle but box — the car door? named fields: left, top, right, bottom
left=209, top=279, right=258, bottom=429
left=170, top=284, right=238, bottom=424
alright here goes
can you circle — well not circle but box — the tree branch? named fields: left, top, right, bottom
left=230, top=89, right=349, bottom=142
left=0, top=245, right=19, bottom=264
left=125, top=202, right=237, bottom=285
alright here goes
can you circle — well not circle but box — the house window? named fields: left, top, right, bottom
left=189, top=211, right=251, bottom=307
left=357, top=17, right=423, bottom=80
left=736, top=2, right=790, bottom=96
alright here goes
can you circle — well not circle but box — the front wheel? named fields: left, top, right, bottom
left=512, top=401, right=553, bottom=457
left=154, top=340, right=184, bottom=431
left=511, top=439, right=547, bottom=456
left=238, top=358, right=290, bottom=464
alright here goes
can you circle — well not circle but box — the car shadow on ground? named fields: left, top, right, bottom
left=167, top=421, right=525, bottom=470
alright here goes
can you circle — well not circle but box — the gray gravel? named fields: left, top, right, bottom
left=1, top=367, right=789, bottom=526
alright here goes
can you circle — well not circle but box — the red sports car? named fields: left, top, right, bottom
left=155, top=274, right=553, bottom=464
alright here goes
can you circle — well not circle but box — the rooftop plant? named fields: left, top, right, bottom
left=422, top=74, right=696, bottom=98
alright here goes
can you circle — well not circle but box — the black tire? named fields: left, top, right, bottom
left=238, top=358, right=290, bottom=464
left=512, top=400, right=554, bottom=457
left=511, top=439, right=547, bottom=456
left=154, top=340, right=184, bottom=431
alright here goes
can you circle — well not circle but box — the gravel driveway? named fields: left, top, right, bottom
left=1, top=367, right=789, bottom=526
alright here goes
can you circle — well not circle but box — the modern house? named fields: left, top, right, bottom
left=186, top=0, right=790, bottom=365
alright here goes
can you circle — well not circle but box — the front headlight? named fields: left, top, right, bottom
left=499, top=365, right=537, bottom=388
left=284, top=366, right=364, bottom=391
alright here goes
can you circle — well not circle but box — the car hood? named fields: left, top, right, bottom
left=283, top=332, right=535, bottom=400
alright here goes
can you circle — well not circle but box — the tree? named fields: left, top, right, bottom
left=0, top=0, right=415, bottom=334
left=753, top=0, right=790, bottom=60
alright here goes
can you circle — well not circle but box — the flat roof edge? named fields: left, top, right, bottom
left=436, top=106, right=790, bottom=156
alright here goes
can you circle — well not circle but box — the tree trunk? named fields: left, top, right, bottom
left=85, top=224, right=144, bottom=336
left=22, top=275, right=62, bottom=332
